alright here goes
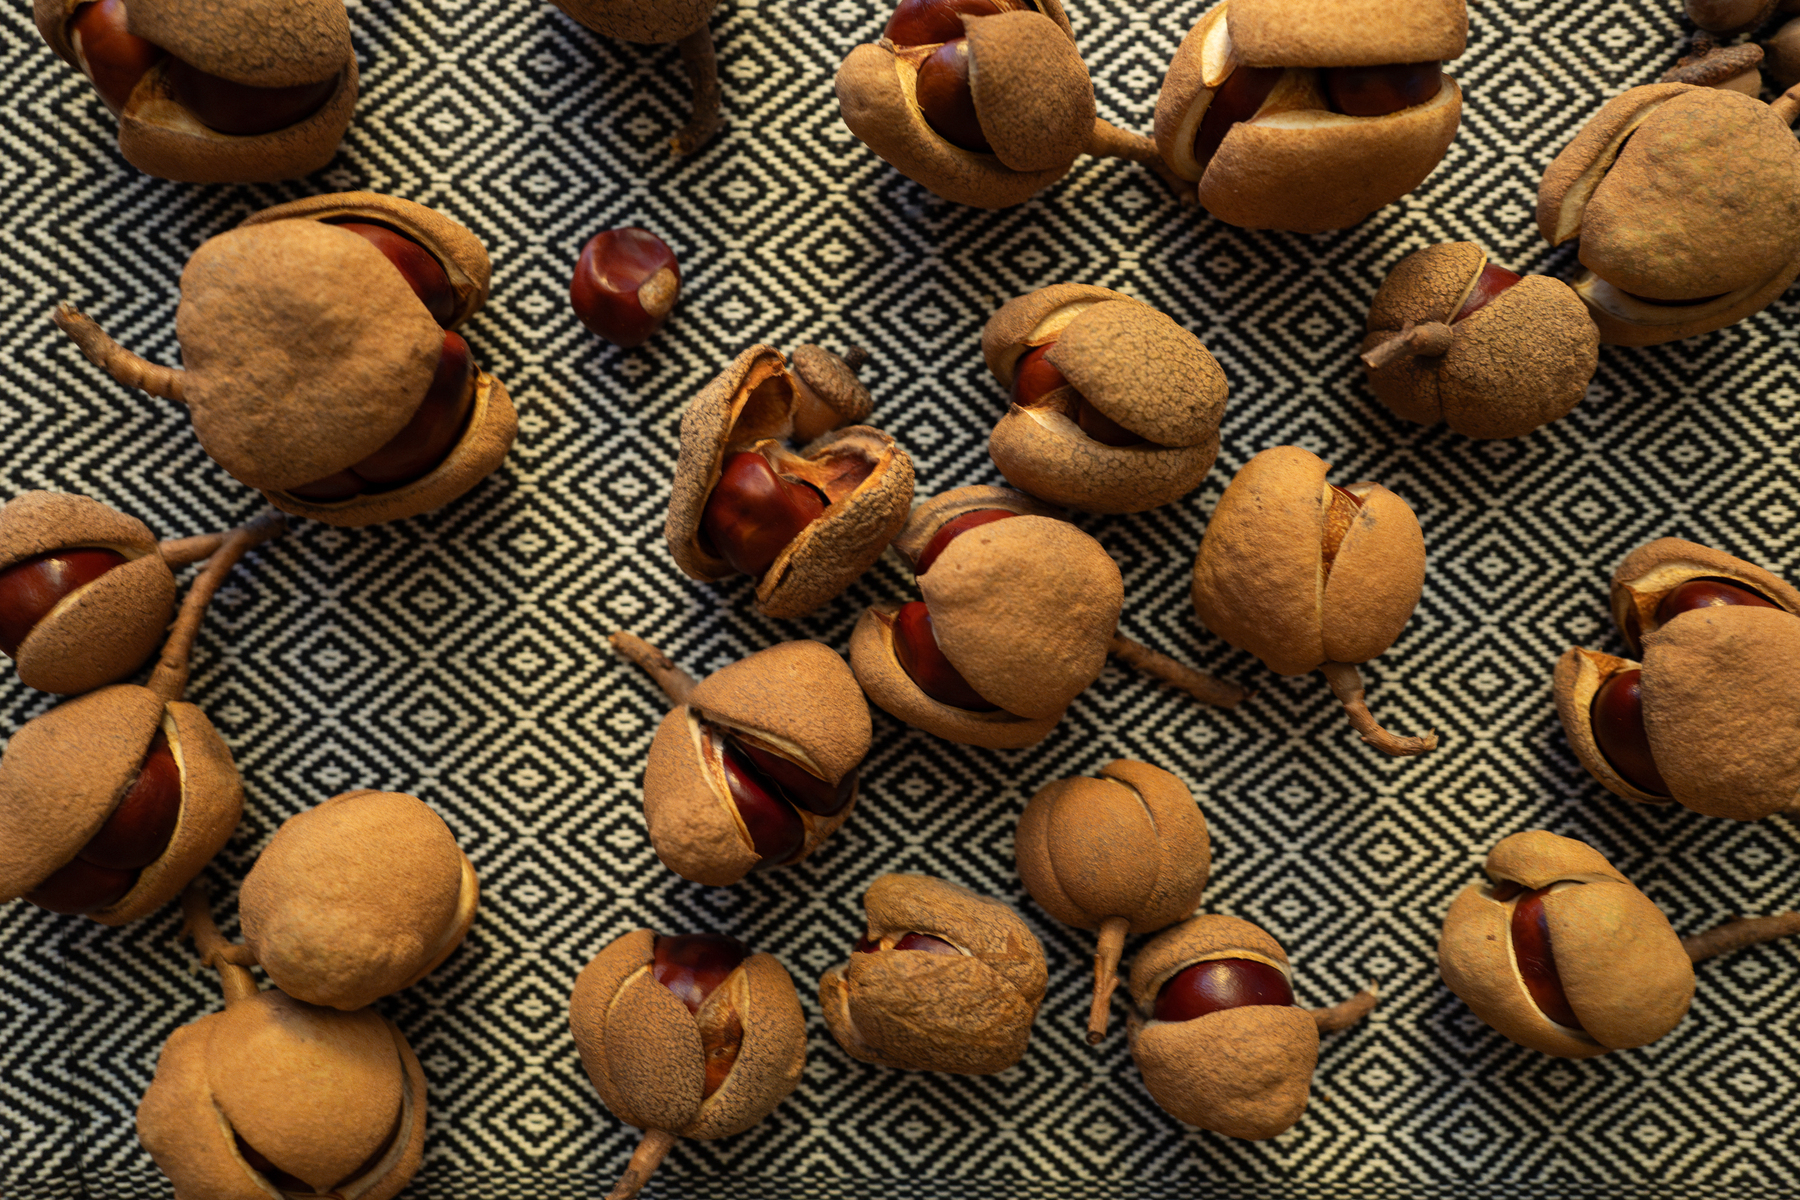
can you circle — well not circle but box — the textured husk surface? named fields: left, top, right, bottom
left=16, top=550, right=175, bottom=695
left=890, top=485, right=1064, bottom=568
left=117, top=61, right=357, bottom=184
left=127, top=0, right=351, bottom=84
left=1483, top=830, right=1631, bottom=888
left=1551, top=646, right=1665, bottom=807
left=1536, top=85, right=1683, bottom=248
left=921, top=516, right=1122, bottom=719
left=1048, top=301, right=1227, bottom=447
left=546, top=0, right=714, bottom=44
left=1129, top=1004, right=1319, bottom=1138
left=176, top=220, right=443, bottom=489
left=965, top=12, right=1095, bottom=174
left=570, top=930, right=659, bottom=1122
left=1227, top=0, right=1467, bottom=66
left=1642, top=607, right=1800, bottom=820
left=688, top=953, right=806, bottom=1139
left=1434, top=276, right=1597, bottom=439
left=980, top=284, right=1133, bottom=384
left=0, top=491, right=158, bottom=566
left=1319, top=484, right=1425, bottom=664
left=1127, top=914, right=1288, bottom=1010
left=1546, top=882, right=1692, bottom=1048
left=990, top=411, right=1218, bottom=513
left=239, top=790, right=469, bottom=1009
left=643, top=707, right=759, bottom=885
left=1572, top=253, right=1800, bottom=346
left=1360, top=242, right=1483, bottom=427
left=688, top=640, right=870, bottom=783
left=1016, top=760, right=1210, bottom=933
left=1437, top=884, right=1607, bottom=1059
left=1151, top=7, right=1224, bottom=179
left=1611, top=538, right=1800, bottom=645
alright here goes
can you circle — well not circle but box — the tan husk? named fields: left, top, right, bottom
left=1551, top=646, right=1667, bottom=806
left=121, top=0, right=351, bottom=84
left=1688, top=0, right=1779, bottom=34
left=1610, top=538, right=1800, bottom=654
left=1226, top=0, right=1468, bottom=67
left=644, top=708, right=761, bottom=886
left=981, top=284, right=1135, bottom=385
left=990, top=414, right=1219, bottom=513
left=1046, top=302, right=1227, bottom=448
left=239, top=790, right=478, bottom=1009
left=1568, top=258, right=1800, bottom=346
left=889, top=485, right=1065, bottom=569
left=964, top=12, right=1096, bottom=174
left=545, top=0, right=714, bottom=44
left=1151, top=5, right=1230, bottom=181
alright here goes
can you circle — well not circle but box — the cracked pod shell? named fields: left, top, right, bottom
left=643, top=641, right=870, bottom=886
left=569, top=929, right=807, bottom=1139
left=1016, top=759, right=1211, bottom=933
left=819, top=874, right=1048, bottom=1074
left=1610, top=538, right=1800, bottom=657
left=0, top=491, right=176, bottom=695
left=0, top=685, right=242, bottom=924
left=138, top=993, right=425, bottom=1199
left=1191, top=445, right=1425, bottom=676
left=545, top=0, right=714, bottom=43
left=1225, top=0, right=1466, bottom=66
left=1127, top=914, right=1317, bottom=1139
left=1437, top=831, right=1694, bottom=1058
left=1360, top=243, right=1598, bottom=439
left=239, top=790, right=480, bottom=1010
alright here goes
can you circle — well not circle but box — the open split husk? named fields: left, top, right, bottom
left=1225, top=0, right=1466, bottom=66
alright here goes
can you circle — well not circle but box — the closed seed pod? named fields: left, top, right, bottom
left=1537, top=83, right=1800, bottom=345
left=139, top=887, right=425, bottom=1200
left=569, top=928, right=807, bottom=1199
left=982, top=285, right=1228, bottom=512
left=1016, top=760, right=1210, bottom=1043
left=1191, top=445, right=1435, bottom=756
left=1153, top=0, right=1465, bottom=232
left=1127, top=914, right=1376, bottom=1139
left=665, top=345, right=912, bottom=620
left=819, top=873, right=1048, bottom=1074
left=237, top=790, right=479, bottom=1010
left=0, top=516, right=282, bottom=924
left=542, top=0, right=722, bottom=153
left=1769, top=18, right=1800, bottom=90
left=1688, top=0, right=1782, bottom=35
left=1358, top=243, right=1599, bottom=439
left=1554, top=539, right=1800, bottom=821
left=53, top=193, right=516, bottom=527
left=36, top=0, right=357, bottom=183
left=613, top=634, right=871, bottom=887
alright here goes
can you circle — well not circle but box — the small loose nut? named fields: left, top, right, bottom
left=982, top=285, right=1228, bottom=512
left=1687, top=0, right=1781, bottom=35
left=571, top=227, right=680, bottom=347
left=570, top=929, right=806, bottom=1198
left=1358, top=242, right=1599, bottom=439
left=1537, top=83, right=1800, bottom=345
left=1016, top=760, right=1210, bottom=1042
left=1191, top=446, right=1435, bottom=756
left=819, top=874, right=1048, bottom=1074
left=544, top=0, right=722, bottom=153
left=238, top=790, right=479, bottom=1010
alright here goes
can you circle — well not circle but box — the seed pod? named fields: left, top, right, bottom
left=1153, top=0, right=1465, bottom=232
left=569, top=929, right=806, bottom=1199
left=543, top=0, right=722, bottom=153
left=1688, top=0, right=1782, bottom=35
left=819, top=873, right=1048, bottom=1074
left=1191, top=445, right=1435, bottom=756
left=1659, top=36, right=1766, bottom=95
left=1127, top=914, right=1376, bottom=1139
left=36, top=0, right=357, bottom=182
left=614, top=633, right=871, bottom=887
left=1537, top=82, right=1800, bottom=345
left=1016, top=760, right=1210, bottom=1043
left=237, top=790, right=479, bottom=1010
left=53, top=192, right=517, bottom=528
left=0, top=516, right=282, bottom=923
left=1358, top=243, right=1599, bottom=439
left=1554, top=539, right=1800, bottom=820
left=139, top=887, right=425, bottom=1199
left=665, top=345, right=911, bottom=620
left=982, top=285, right=1228, bottom=512
left=1769, top=18, right=1800, bottom=90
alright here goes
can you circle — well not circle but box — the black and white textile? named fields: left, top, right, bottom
left=2, top=0, right=1798, bottom=1195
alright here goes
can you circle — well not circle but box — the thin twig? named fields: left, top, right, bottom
left=147, top=513, right=285, bottom=702
left=610, top=632, right=698, bottom=705
left=52, top=304, right=187, bottom=401
left=1311, top=983, right=1379, bottom=1033
left=1319, top=662, right=1437, bottom=757
left=607, top=1127, right=679, bottom=1199
left=1360, top=321, right=1455, bottom=371
left=180, top=883, right=259, bottom=1007
left=1086, top=916, right=1129, bottom=1045
left=1683, top=913, right=1800, bottom=963
left=1109, top=635, right=1250, bottom=709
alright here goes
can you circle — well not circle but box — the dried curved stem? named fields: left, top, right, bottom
left=1086, top=117, right=1158, bottom=163
left=180, top=883, right=259, bottom=1008
left=147, top=513, right=286, bottom=703
left=840, top=346, right=868, bottom=373
left=1360, top=320, right=1455, bottom=370
left=607, top=1127, right=679, bottom=1199
left=671, top=26, right=721, bottom=155
left=157, top=533, right=227, bottom=567
left=1774, top=82, right=1800, bottom=127
left=1086, top=916, right=1130, bottom=1045
left=51, top=304, right=187, bottom=401
left=1109, top=635, right=1250, bottom=709
left=1683, top=913, right=1800, bottom=963
left=611, top=631, right=698, bottom=705
left=1311, top=983, right=1378, bottom=1033
left=1319, top=661, right=1437, bottom=757
left=1660, top=40, right=1762, bottom=87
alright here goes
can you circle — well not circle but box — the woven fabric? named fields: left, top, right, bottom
left=2, top=0, right=1798, bottom=1195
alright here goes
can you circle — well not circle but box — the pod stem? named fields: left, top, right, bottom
left=1682, top=912, right=1800, bottom=963
left=1360, top=320, right=1455, bottom=370
left=671, top=26, right=722, bottom=155
left=1086, top=916, right=1130, bottom=1044
left=148, top=513, right=286, bottom=703
left=1109, top=635, right=1250, bottom=709
left=51, top=304, right=187, bottom=402
left=1085, top=119, right=1191, bottom=200
left=607, top=1127, right=679, bottom=1200
left=1311, top=982, right=1379, bottom=1033
left=1774, top=82, right=1800, bottom=127
left=610, top=631, right=698, bottom=705
left=841, top=346, right=868, bottom=374
left=157, top=533, right=227, bottom=567
left=180, top=883, right=259, bottom=1008
left=1320, top=662, right=1437, bottom=757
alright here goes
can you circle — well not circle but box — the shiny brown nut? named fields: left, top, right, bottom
left=139, top=887, right=425, bottom=1199
left=1358, top=242, right=1599, bottom=439
left=1153, top=0, right=1465, bottom=232
left=1127, top=914, right=1375, bottom=1139
left=1437, top=831, right=1696, bottom=1058
left=1689, top=0, right=1782, bottom=35
left=1537, top=83, right=1800, bottom=345
left=819, top=874, right=1048, bottom=1074
left=1016, top=759, right=1210, bottom=1043
left=569, top=929, right=807, bottom=1199
left=238, top=790, right=479, bottom=1009
left=1191, top=445, right=1435, bottom=756
left=614, top=634, right=871, bottom=887
left=543, top=0, right=721, bottom=153
left=1769, top=18, right=1800, bottom=90
left=0, top=517, right=282, bottom=924
left=982, top=285, right=1228, bottom=512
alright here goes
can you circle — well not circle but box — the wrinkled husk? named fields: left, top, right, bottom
left=1688, top=0, right=1779, bottom=34
left=965, top=12, right=1096, bottom=174
left=1047, top=302, right=1227, bottom=448
left=1610, top=538, right=1800, bottom=652
left=1552, top=646, right=1668, bottom=807
left=545, top=0, right=714, bottom=43
left=990, top=413, right=1219, bottom=513
left=889, top=485, right=1065, bottom=569
left=1226, top=0, right=1468, bottom=67
left=116, top=61, right=357, bottom=184
left=981, top=284, right=1136, bottom=385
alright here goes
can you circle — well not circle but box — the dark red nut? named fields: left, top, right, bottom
left=571, top=228, right=680, bottom=348
left=884, top=0, right=1027, bottom=46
